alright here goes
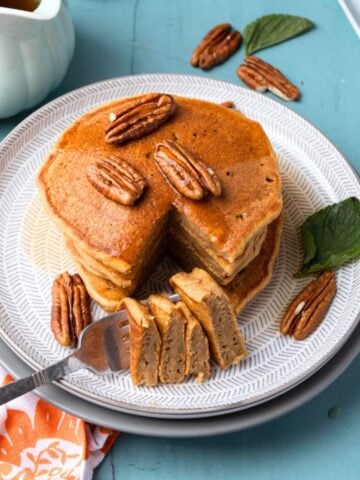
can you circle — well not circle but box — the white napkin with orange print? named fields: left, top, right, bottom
left=0, top=367, right=118, bottom=479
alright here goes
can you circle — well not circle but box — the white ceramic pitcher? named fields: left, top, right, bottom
left=0, top=0, right=75, bottom=118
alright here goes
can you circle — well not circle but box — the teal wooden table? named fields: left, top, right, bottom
left=1, top=1, right=359, bottom=478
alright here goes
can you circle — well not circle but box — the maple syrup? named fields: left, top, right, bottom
left=0, top=0, right=40, bottom=12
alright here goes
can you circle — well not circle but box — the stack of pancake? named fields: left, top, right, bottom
left=37, top=94, right=282, bottom=314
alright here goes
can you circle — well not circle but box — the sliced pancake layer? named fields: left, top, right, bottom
left=168, top=220, right=268, bottom=285
left=170, top=268, right=248, bottom=369
left=148, top=294, right=186, bottom=384
left=177, top=301, right=211, bottom=382
left=121, top=297, right=161, bottom=387
left=74, top=260, right=129, bottom=313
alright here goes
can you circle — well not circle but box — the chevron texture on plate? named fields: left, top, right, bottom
left=0, top=75, right=359, bottom=416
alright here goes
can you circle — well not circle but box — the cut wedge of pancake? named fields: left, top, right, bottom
left=148, top=294, right=186, bottom=384
left=177, top=301, right=211, bottom=382
left=170, top=268, right=248, bottom=369
left=121, top=297, right=161, bottom=387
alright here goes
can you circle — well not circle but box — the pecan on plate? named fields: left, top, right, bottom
left=280, top=270, right=336, bottom=340
left=51, top=272, right=92, bottom=347
left=237, top=56, right=300, bottom=102
left=220, top=100, right=235, bottom=108
left=154, top=140, right=222, bottom=200
left=105, top=93, right=176, bottom=145
left=87, top=157, right=147, bottom=206
left=191, top=23, right=242, bottom=70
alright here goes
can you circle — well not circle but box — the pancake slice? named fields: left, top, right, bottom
left=121, top=297, right=161, bottom=386
left=148, top=294, right=186, bottom=384
left=170, top=268, right=247, bottom=369
left=177, top=301, right=211, bottom=382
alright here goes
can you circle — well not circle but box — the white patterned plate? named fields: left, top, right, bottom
left=0, top=75, right=359, bottom=418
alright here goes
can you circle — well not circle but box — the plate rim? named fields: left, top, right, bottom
left=0, top=73, right=359, bottom=418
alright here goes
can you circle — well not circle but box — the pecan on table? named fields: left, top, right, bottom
left=191, top=23, right=242, bottom=70
left=154, top=140, right=222, bottom=200
left=105, top=93, right=176, bottom=145
left=237, top=56, right=300, bottom=102
left=51, top=272, right=92, bottom=347
left=280, top=270, right=336, bottom=340
left=87, top=157, right=147, bottom=206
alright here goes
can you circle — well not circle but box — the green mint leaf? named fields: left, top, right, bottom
left=298, top=197, right=360, bottom=276
left=302, top=227, right=316, bottom=265
left=244, top=14, right=314, bottom=55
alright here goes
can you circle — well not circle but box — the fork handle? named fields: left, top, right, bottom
left=0, top=355, right=80, bottom=405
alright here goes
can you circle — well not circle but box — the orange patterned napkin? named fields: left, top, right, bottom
left=0, top=367, right=118, bottom=479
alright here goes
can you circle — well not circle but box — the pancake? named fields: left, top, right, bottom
left=148, top=294, right=186, bottom=384
left=66, top=238, right=133, bottom=289
left=170, top=268, right=248, bottom=369
left=224, top=214, right=283, bottom=314
left=74, top=260, right=130, bottom=313
left=177, top=301, right=211, bottom=382
left=168, top=223, right=267, bottom=284
left=121, top=297, right=161, bottom=387
left=66, top=227, right=166, bottom=290
left=37, top=95, right=282, bottom=300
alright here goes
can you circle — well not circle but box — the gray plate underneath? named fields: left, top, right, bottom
left=1, top=322, right=359, bottom=438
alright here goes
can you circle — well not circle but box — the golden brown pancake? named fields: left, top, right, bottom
left=74, top=260, right=129, bottom=313
left=224, top=215, right=283, bottom=314
left=37, top=95, right=281, bottom=275
left=65, top=229, right=166, bottom=290
left=66, top=237, right=133, bottom=289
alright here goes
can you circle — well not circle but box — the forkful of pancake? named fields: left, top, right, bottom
left=0, top=267, right=248, bottom=403
left=54, top=267, right=249, bottom=387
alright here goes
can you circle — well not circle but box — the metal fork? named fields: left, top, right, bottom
left=0, top=310, right=131, bottom=405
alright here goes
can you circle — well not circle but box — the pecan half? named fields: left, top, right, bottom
left=237, top=56, right=300, bottom=102
left=51, top=272, right=92, bottom=347
left=87, top=157, right=147, bottom=206
left=220, top=100, right=235, bottom=108
left=191, top=23, right=242, bottom=70
left=154, top=140, right=222, bottom=200
left=105, top=93, right=176, bottom=145
left=280, top=270, right=336, bottom=340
